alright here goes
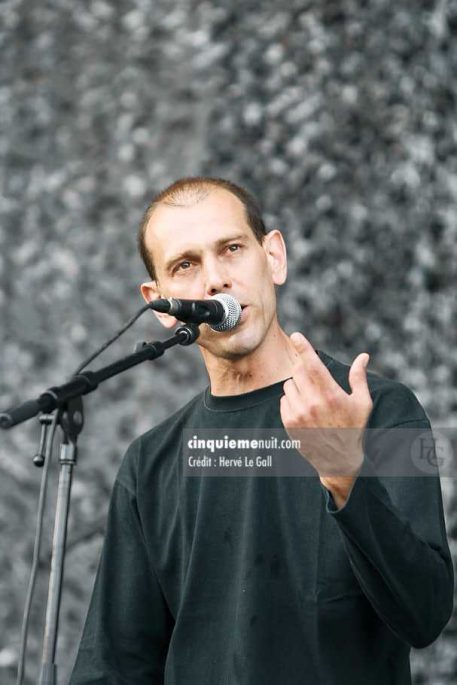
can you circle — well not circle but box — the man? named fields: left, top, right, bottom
left=70, top=177, right=454, bottom=684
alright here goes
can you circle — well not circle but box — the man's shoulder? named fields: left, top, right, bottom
left=318, top=349, right=429, bottom=428
left=116, top=389, right=206, bottom=489
left=138, top=389, right=206, bottom=445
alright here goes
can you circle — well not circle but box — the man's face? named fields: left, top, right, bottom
left=141, top=188, right=287, bottom=360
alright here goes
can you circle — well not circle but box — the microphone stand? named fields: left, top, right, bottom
left=39, top=399, right=81, bottom=685
left=0, top=324, right=199, bottom=685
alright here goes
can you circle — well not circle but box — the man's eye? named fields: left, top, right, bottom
left=227, top=244, right=241, bottom=252
left=176, top=261, right=191, bottom=272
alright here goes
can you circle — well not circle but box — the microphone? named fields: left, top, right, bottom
left=150, top=294, right=242, bottom=332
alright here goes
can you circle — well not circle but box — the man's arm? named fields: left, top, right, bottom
left=280, top=333, right=454, bottom=649
left=70, top=475, right=174, bottom=684
left=320, top=418, right=454, bottom=649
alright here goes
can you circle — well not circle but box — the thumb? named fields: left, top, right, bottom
left=348, top=353, right=370, bottom=396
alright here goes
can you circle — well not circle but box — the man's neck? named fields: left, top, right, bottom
left=202, top=325, right=299, bottom=396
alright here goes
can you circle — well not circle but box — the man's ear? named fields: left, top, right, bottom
left=263, top=229, right=287, bottom=286
left=140, top=280, right=178, bottom=330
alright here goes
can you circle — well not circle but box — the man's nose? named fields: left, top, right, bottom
left=203, top=256, right=232, bottom=295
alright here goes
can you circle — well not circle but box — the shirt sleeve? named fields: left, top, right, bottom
left=320, top=386, right=454, bottom=649
left=69, top=455, right=174, bottom=684
left=321, top=374, right=454, bottom=648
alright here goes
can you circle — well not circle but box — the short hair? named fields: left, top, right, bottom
left=137, top=176, right=267, bottom=281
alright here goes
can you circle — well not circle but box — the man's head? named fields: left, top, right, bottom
left=138, top=177, right=267, bottom=282
left=139, top=177, right=287, bottom=362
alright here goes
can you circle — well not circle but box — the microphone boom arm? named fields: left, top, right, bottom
left=0, top=323, right=200, bottom=430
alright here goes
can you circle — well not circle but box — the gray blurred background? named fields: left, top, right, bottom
left=1, top=1, right=456, bottom=683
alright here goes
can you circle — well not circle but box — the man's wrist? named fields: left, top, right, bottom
left=319, top=457, right=365, bottom=509
left=319, top=475, right=357, bottom=508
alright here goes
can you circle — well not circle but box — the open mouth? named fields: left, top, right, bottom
left=239, top=305, right=248, bottom=321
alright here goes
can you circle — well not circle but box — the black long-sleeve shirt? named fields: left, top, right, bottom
left=70, top=350, right=454, bottom=684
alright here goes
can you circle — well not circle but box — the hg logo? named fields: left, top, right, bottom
left=410, top=430, right=454, bottom=476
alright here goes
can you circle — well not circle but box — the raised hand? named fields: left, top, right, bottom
left=280, top=332, right=373, bottom=506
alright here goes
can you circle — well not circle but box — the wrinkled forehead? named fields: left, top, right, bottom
left=144, top=189, right=252, bottom=268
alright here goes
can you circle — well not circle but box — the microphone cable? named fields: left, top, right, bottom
left=72, top=302, right=154, bottom=375
left=16, top=409, right=60, bottom=685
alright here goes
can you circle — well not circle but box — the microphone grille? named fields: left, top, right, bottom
left=209, top=294, right=242, bottom=332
